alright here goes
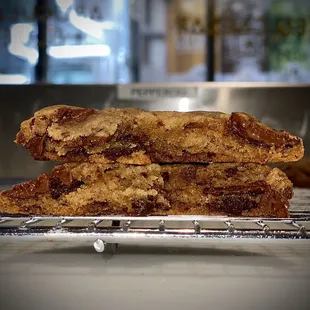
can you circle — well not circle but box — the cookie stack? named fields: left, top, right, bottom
left=0, top=105, right=304, bottom=218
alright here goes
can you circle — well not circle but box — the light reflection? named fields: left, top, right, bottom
left=69, top=10, right=118, bottom=40
left=48, top=44, right=111, bottom=58
left=178, top=97, right=190, bottom=112
left=0, top=74, right=28, bottom=84
left=55, top=0, right=73, bottom=13
left=8, top=23, right=38, bottom=64
left=69, top=10, right=103, bottom=39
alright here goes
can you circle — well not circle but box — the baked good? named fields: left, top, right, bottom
left=15, top=105, right=304, bottom=164
left=0, top=163, right=292, bottom=218
left=278, top=157, right=310, bottom=188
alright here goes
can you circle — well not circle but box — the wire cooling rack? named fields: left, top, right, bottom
left=1, top=188, right=309, bottom=252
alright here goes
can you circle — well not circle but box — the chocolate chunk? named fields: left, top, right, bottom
left=225, top=167, right=239, bottom=178
left=141, top=172, right=148, bottom=178
left=35, top=174, right=50, bottom=193
left=151, top=180, right=163, bottom=193
left=227, top=113, right=300, bottom=148
left=30, top=118, right=36, bottom=129
left=25, top=135, right=47, bottom=160
left=79, top=135, right=109, bottom=147
left=103, top=145, right=141, bottom=160
left=64, top=148, right=89, bottom=160
left=161, top=171, right=170, bottom=183
left=209, top=197, right=258, bottom=216
left=49, top=177, right=84, bottom=200
left=117, top=132, right=148, bottom=144
left=148, top=146, right=174, bottom=162
left=259, top=188, right=289, bottom=218
left=207, top=152, right=216, bottom=159
left=131, top=195, right=156, bottom=216
left=4, top=174, right=49, bottom=199
left=203, top=181, right=266, bottom=196
left=56, top=107, right=96, bottom=125
left=181, top=166, right=197, bottom=181
left=51, top=166, right=73, bottom=185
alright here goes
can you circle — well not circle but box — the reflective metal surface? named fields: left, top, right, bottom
left=0, top=83, right=309, bottom=179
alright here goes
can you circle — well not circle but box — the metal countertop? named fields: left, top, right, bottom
left=0, top=238, right=310, bottom=310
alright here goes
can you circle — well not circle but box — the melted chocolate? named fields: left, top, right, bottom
left=103, top=145, right=141, bottom=161
left=4, top=174, right=49, bottom=199
left=51, top=166, right=73, bottom=185
left=24, top=135, right=47, bottom=159
left=49, top=177, right=84, bottom=200
left=259, top=188, right=289, bottom=218
left=209, top=197, right=258, bottom=216
left=227, top=113, right=300, bottom=148
left=56, top=107, right=96, bottom=125
left=203, top=181, right=267, bottom=196
left=63, top=148, right=89, bottom=160
left=225, top=167, right=239, bottom=178
left=79, top=135, right=110, bottom=147
left=117, top=132, right=148, bottom=144
left=108, top=124, right=149, bottom=145
left=161, top=171, right=170, bottom=183
left=157, top=121, right=164, bottom=127
left=141, top=172, right=148, bottom=178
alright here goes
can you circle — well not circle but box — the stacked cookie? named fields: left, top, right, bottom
left=0, top=105, right=304, bottom=218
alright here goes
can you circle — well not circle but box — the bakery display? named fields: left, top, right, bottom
left=0, top=163, right=292, bottom=218
left=15, top=105, right=304, bottom=164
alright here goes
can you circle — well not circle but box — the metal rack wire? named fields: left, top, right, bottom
left=0, top=213, right=309, bottom=251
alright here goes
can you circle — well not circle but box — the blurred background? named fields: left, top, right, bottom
left=0, top=0, right=309, bottom=85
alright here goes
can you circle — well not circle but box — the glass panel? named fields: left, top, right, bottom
left=216, top=0, right=310, bottom=82
left=0, top=0, right=37, bottom=84
left=1, top=0, right=309, bottom=84
left=47, top=0, right=130, bottom=84
left=133, top=0, right=310, bottom=83
left=130, top=0, right=207, bottom=82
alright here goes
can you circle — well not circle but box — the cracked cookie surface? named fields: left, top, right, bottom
left=0, top=163, right=292, bottom=218
left=15, top=105, right=304, bottom=164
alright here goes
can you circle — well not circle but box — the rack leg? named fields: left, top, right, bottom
left=110, top=220, right=120, bottom=252
left=93, top=220, right=120, bottom=254
left=93, top=239, right=118, bottom=254
left=94, top=239, right=106, bottom=253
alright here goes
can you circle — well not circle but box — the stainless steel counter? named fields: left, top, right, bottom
left=0, top=238, right=309, bottom=310
left=0, top=83, right=309, bottom=179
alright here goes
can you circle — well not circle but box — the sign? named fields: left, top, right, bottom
left=117, top=85, right=198, bottom=100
